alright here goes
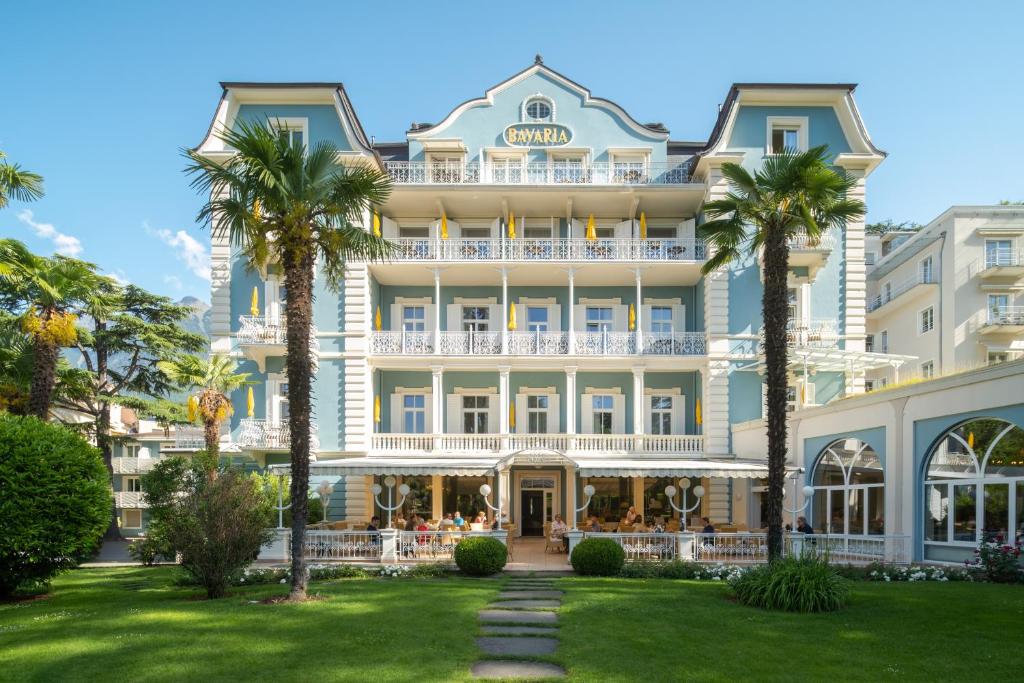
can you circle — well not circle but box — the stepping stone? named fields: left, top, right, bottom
left=476, top=636, right=559, bottom=656
left=471, top=661, right=565, bottom=679
left=504, top=582, right=557, bottom=588
left=489, top=599, right=561, bottom=609
left=478, top=609, right=557, bottom=624
left=480, top=625, right=558, bottom=636
left=497, top=590, right=563, bottom=600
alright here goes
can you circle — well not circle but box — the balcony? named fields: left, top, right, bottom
left=786, top=231, right=837, bottom=281
left=171, top=426, right=205, bottom=450
left=384, top=161, right=692, bottom=186
left=236, top=316, right=319, bottom=371
left=867, top=274, right=938, bottom=315
left=980, top=306, right=1024, bottom=334
left=979, top=249, right=1024, bottom=279
left=368, top=331, right=707, bottom=357
left=114, top=491, right=147, bottom=508
left=371, top=433, right=705, bottom=456
left=111, top=458, right=158, bottom=475
left=387, top=237, right=706, bottom=263
left=238, top=418, right=320, bottom=452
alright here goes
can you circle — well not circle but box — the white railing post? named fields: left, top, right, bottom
left=566, top=529, right=584, bottom=555
left=677, top=532, right=695, bottom=561
left=380, top=528, right=399, bottom=562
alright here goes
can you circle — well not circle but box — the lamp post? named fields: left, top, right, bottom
left=783, top=469, right=815, bottom=530
left=573, top=484, right=596, bottom=528
left=274, top=474, right=291, bottom=529
left=371, top=476, right=410, bottom=528
left=317, top=480, right=333, bottom=523
left=479, top=483, right=502, bottom=529
left=665, top=478, right=705, bottom=526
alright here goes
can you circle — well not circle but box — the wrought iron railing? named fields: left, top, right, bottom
left=304, top=531, right=382, bottom=561
left=384, top=161, right=692, bottom=186
left=238, top=418, right=319, bottom=451
left=371, top=432, right=705, bottom=455
left=787, top=231, right=837, bottom=251
left=237, top=315, right=320, bottom=349
left=384, top=237, right=705, bottom=262
left=368, top=330, right=707, bottom=356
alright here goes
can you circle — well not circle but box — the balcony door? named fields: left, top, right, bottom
left=516, top=473, right=558, bottom=537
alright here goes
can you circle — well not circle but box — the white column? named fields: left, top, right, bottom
left=634, top=269, right=643, bottom=354
left=433, top=268, right=442, bottom=354
left=632, top=367, right=645, bottom=452
left=499, top=366, right=510, bottom=452
left=431, top=474, right=443, bottom=521
left=565, top=464, right=578, bottom=529
left=431, top=365, right=443, bottom=451
left=498, top=469, right=511, bottom=526
left=567, top=267, right=576, bottom=354
left=565, top=366, right=577, bottom=450
left=501, top=267, right=509, bottom=354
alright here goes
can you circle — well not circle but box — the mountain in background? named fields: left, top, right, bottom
left=176, top=296, right=212, bottom=341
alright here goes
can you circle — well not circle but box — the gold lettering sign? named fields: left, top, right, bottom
left=503, top=123, right=572, bottom=147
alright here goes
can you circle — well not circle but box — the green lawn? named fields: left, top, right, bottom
left=2, top=569, right=1023, bottom=682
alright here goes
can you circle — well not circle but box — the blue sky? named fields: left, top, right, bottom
left=3, top=1, right=1022, bottom=302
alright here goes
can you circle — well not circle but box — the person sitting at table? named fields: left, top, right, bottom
left=625, top=506, right=638, bottom=525
left=366, top=516, right=380, bottom=532
left=439, top=513, right=455, bottom=528
left=393, top=514, right=406, bottom=530
left=416, top=516, right=430, bottom=543
left=474, top=511, right=487, bottom=524
left=453, top=511, right=465, bottom=527
left=632, top=515, right=647, bottom=532
left=701, top=517, right=715, bottom=534
left=551, top=514, right=569, bottom=551
left=588, top=515, right=602, bottom=533
left=796, top=516, right=815, bottom=534
left=405, top=515, right=417, bottom=532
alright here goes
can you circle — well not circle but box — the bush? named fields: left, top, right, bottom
left=407, top=562, right=451, bottom=578
left=571, top=538, right=626, bottom=576
left=972, top=540, right=1023, bottom=583
left=143, top=460, right=273, bottom=599
left=0, top=415, right=111, bottom=596
left=730, top=555, right=850, bottom=612
left=453, top=536, right=507, bottom=576
left=127, top=536, right=174, bottom=566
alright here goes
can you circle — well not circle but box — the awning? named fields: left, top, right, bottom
left=572, top=458, right=770, bottom=478
left=734, top=348, right=917, bottom=374
left=268, top=456, right=499, bottom=477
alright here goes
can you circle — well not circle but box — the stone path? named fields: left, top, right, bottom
left=471, top=575, right=567, bottom=679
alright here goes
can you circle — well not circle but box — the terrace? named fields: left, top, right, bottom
left=384, top=160, right=692, bottom=186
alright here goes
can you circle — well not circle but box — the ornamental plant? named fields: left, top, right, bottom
left=970, top=538, right=1023, bottom=583
left=453, top=536, right=507, bottom=576
left=730, top=555, right=850, bottom=613
left=0, top=415, right=110, bottom=596
left=570, top=537, right=626, bottom=576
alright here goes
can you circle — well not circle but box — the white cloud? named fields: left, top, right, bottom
left=145, top=222, right=211, bottom=281
left=108, top=270, right=130, bottom=285
left=17, top=210, right=83, bottom=257
left=163, top=274, right=183, bottom=291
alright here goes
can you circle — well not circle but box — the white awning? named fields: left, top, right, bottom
left=573, top=458, right=770, bottom=478
left=734, top=348, right=917, bottom=374
left=268, top=456, right=500, bottom=477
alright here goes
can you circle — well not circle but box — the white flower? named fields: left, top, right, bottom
left=280, top=578, right=286, bottom=584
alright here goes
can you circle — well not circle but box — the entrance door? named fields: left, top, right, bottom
left=521, top=490, right=545, bottom=536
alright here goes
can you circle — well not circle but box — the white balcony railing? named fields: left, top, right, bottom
left=384, top=160, right=692, bottom=186
left=439, top=331, right=502, bottom=355
left=869, top=274, right=937, bottom=312
left=388, top=237, right=706, bottom=263
left=795, top=534, right=910, bottom=564
left=111, top=458, right=158, bottom=475
left=507, top=331, right=570, bottom=355
left=114, top=491, right=147, bottom=508
left=238, top=418, right=320, bottom=452
left=173, top=426, right=205, bottom=449
left=987, top=306, right=1024, bottom=325
left=371, top=432, right=705, bottom=455
left=237, top=316, right=320, bottom=350
left=369, top=330, right=707, bottom=357
left=369, top=331, right=435, bottom=355
left=787, top=231, right=837, bottom=251
left=574, top=331, right=635, bottom=355
left=776, top=320, right=841, bottom=348
left=984, top=248, right=1024, bottom=269
left=641, top=332, right=707, bottom=355
left=304, top=531, right=382, bottom=561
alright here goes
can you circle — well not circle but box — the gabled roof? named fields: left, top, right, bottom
left=406, top=57, right=670, bottom=141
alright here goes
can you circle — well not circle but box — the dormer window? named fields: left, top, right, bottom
left=268, top=118, right=308, bottom=150
left=524, top=97, right=553, bottom=122
left=766, top=116, right=808, bottom=154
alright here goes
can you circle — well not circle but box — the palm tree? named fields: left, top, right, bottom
left=158, top=354, right=251, bottom=467
left=0, top=151, right=45, bottom=208
left=184, top=118, right=394, bottom=600
left=0, top=239, right=107, bottom=418
left=699, top=146, right=865, bottom=561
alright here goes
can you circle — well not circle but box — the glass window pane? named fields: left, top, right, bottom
left=953, top=484, right=977, bottom=542
left=925, top=484, right=949, bottom=542
left=828, top=489, right=845, bottom=534
left=847, top=488, right=865, bottom=535
left=983, top=483, right=1010, bottom=541
left=1016, top=482, right=1024, bottom=547
left=982, top=423, right=1024, bottom=477
left=442, top=476, right=487, bottom=522
left=868, top=487, right=885, bottom=535
left=812, top=452, right=845, bottom=486
left=771, top=128, right=785, bottom=153
left=586, top=478, right=631, bottom=522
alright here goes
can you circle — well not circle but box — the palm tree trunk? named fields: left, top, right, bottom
left=203, top=417, right=220, bottom=479
left=762, top=223, right=790, bottom=562
left=283, top=246, right=315, bottom=601
left=28, top=334, right=59, bottom=419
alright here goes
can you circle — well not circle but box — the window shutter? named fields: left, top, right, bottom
left=580, top=394, right=594, bottom=434
left=390, top=394, right=402, bottom=432
left=641, top=304, right=653, bottom=333
left=448, top=219, right=461, bottom=239
left=678, top=218, right=696, bottom=242
left=570, top=218, right=583, bottom=239
left=424, top=393, right=433, bottom=434
left=612, top=394, right=626, bottom=434
left=515, top=394, right=528, bottom=434
left=548, top=393, right=560, bottom=433
left=613, top=305, right=628, bottom=333
left=486, top=394, right=499, bottom=434
left=425, top=304, right=436, bottom=336
left=548, top=304, right=562, bottom=331
left=138, top=446, right=152, bottom=459
left=642, top=395, right=652, bottom=434
left=389, top=303, right=402, bottom=332
left=446, top=304, right=462, bottom=332
left=573, top=305, right=587, bottom=331
left=614, top=219, right=633, bottom=239
left=672, top=305, right=686, bottom=333
left=488, top=304, right=503, bottom=331
left=672, top=395, right=685, bottom=436
left=382, top=216, right=398, bottom=239
left=804, top=381, right=816, bottom=406
left=446, top=394, right=461, bottom=434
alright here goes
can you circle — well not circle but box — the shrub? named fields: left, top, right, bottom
left=407, top=562, right=451, bottom=578
left=127, top=536, right=174, bottom=566
left=143, top=460, right=273, bottom=599
left=453, top=536, right=507, bottom=576
left=571, top=538, right=625, bottom=576
left=730, top=555, right=850, bottom=612
left=0, top=415, right=111, bottom=596
left=971, top=540, right=1023, bottom=583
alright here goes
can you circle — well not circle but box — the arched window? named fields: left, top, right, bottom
left=810, top=438, right=884, bottom=536
left=524, top=97, right=553, bottom=122
left=923, top=418, right=1024, bottom=561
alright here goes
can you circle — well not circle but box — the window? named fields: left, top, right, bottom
left=864, top=379, right=875, bottom=393
left=395, top=475, right=432, bottom=519
left=525, top=98, right=552, bottom=122
left=920, top=361, right=934, bottom=378
left=865, top=334, right=874, bottom=353
left=462, top=227, right=491, bottom=239
left=551, top=155, right=585, bottom=183
left=786, top=385, right=798, bottom=413
left=399, top=226, right=429, bottom=238
left=988, top=294, right=1009, bottom=318
left=586, top=307, right=613, bottom=332
left=523, top=226, right=551, bottom=239
left=462, top=396, right=489, bottom=433
left=462, top=306, right=489, bottom=332
left=986, top=239, right=1013, bottom=268
left=527, top=395, right=548, bottom=434
left=923, top=418, right=1024, bottom=562
left=787, top=288, right=799, bottom=322
left=429, top=155, right=464, bottom=182
left=595, top=227, right=614, bottom=238
left=647, top=227, right=676, bottom=239
left=592, top=395, right=614, bottom=434
left=527, top=307, right=549, bottom=332
left=865, top=252, right=877, bottom=266
left=650, top=306, right=673, bottom=334
left=585, top=477, right=631, bottom=522
left=442, top=475, right=488, bottom=521
left=403, top=306, right=425, bottom=332
left=125, top=477, right=142, bottom=493
left=279, top=382, right=290, bottom=420
left=123, top=509, right=142, bottom=529
left=123, top=443, right=140, bottom=458
left=920, top=306, right=934, bottom=334
left=767, top=117, right=808, bottom=154
left=920, top=255, right=934, bottom=283
left=879, top=330, right=888, bottom=353
left=650, top=396, right=672, bottom=435
left=770, top=126, right=800, bottom=154
left=274, top=125, right=304, bottom=148
left=810, top=438, right=885, bottom=536
left=988, top=351, right=1009, bottom=365
left=403, top=394, right=426, bottom=434
left=882, top=281, right=892, bottom=303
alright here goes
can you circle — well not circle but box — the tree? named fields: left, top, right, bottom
left=184, top=118, right=394, bottom=600
left=0, top=414, right=110, bottom=597
left=0, top=150, right=44, bottom=209
left=0, top=240, right=108, bottom=418
left=0, top=312, right=82, bottom=416
left=865, top=219, right=921, bottom=235
left=158, top=354, right=250, bottom=465
left=700, top=146, right=865, bottom=561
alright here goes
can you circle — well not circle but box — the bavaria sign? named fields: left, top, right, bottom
left=504, top=123, right=572, bottom=147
